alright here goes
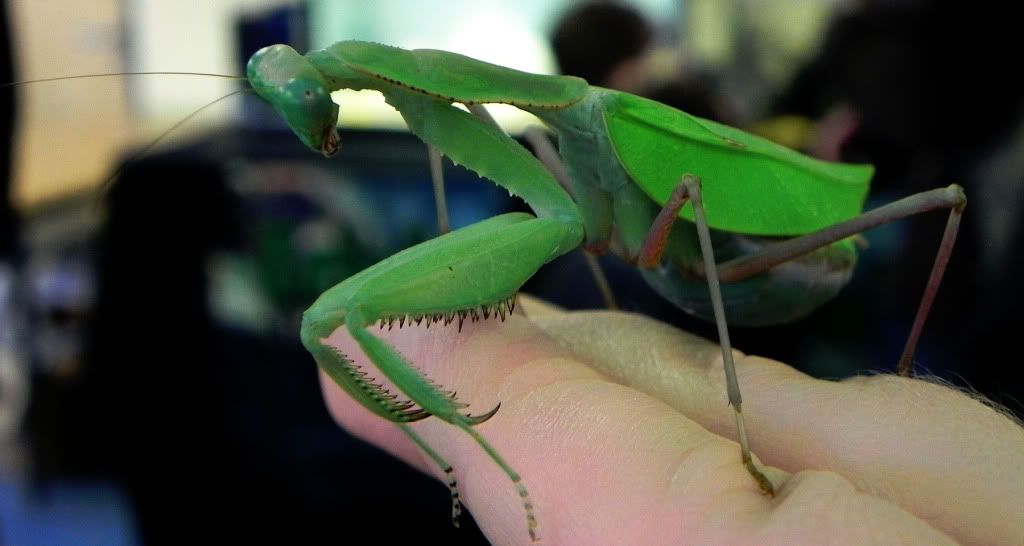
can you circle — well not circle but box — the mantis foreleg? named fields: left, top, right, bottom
left=302, top=212, right=583, bottom=542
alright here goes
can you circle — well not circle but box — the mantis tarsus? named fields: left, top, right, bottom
left=243, top=41, right=966, bottom=542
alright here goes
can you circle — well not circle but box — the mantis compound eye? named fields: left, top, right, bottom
left=274, top=78, right=341, bottom=156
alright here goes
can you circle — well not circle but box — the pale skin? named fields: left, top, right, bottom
left=320, top=296, right=1024, bottom=546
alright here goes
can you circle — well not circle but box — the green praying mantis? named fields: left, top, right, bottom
left=7, top=37, right=968, bottom=542
left=244, top=41, right=966, bottom=542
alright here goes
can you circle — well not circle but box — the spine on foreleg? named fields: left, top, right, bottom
left=377, top=295, right=518, bottom=332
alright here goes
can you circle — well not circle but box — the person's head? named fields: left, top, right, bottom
left=551, top=2, right=653, bottom=91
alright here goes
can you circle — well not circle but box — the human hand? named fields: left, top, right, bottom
left=318, top=296, right=1024, bottom=545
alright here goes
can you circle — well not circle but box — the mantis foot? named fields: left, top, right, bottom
left=744, top=458, right=776, bottom=497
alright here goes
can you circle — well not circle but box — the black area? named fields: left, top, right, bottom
left=551, top=2, right=652, bottom=86
left=25, top=130, right=498, bottom=545
left=765, top=1, right=1024, bottom=412
left=237, top=4, right=308, bottom=68
left=0, top=2, right=18, bottom=259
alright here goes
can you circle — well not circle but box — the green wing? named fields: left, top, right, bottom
left=326, top=41, right=588, bottom=108
left=604, top=92, right=873, bottom=236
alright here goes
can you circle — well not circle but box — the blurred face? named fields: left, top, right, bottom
left=605, top=56, right=651, bottom=94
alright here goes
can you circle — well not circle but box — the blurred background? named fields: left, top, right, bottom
left=0, top=0, right=1021, bottom=543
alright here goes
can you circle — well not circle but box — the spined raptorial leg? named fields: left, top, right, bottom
left=302, top=213, right=580, bottom=542
left=704, top=185, right=966, bottom=376
left=636, top=174, right=775, bottom=496
left=309, top=327, right=466, bottom=524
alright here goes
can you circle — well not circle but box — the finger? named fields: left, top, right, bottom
left=318, top=312, right=955, bottom=545
left=529, top=309, right=1024, bottom=545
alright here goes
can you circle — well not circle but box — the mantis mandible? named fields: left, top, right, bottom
left=246, top=41, right=966, bottom=542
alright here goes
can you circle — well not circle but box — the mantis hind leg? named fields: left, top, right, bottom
left=706, top=184, right=966, bottom=376
left=633, top=175, right=776, bottom=496
left=632, top=179, right=966, bottom=495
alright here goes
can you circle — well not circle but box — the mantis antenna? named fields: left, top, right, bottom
left=1, top=71, right=249, bottom=204
left=0, top=71, right=244, bottom=89
left=95, top=87, right=250, bottom=199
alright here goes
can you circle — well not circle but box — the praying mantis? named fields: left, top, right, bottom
left=243, top=41, right=965, bottom=543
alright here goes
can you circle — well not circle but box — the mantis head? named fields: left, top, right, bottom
left=247, top=44, right=340, bottom=157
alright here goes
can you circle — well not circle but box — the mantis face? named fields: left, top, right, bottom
left=247, top=44, right=341, bottom=157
